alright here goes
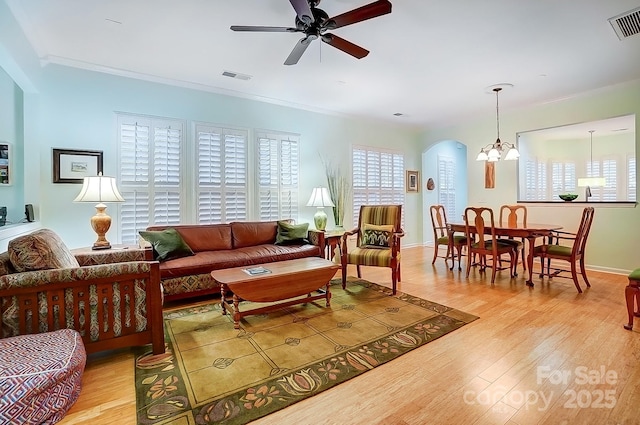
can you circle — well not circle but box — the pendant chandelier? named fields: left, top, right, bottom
left=476, top=87, right=520, bottom=162
left=577, top=130, right=606, bottom=201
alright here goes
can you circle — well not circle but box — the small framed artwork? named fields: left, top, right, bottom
left=406, top=170, right=419, bottom=193
left=0, top=142, right=11, bottom=185
left=53, top=148, right=104, bottom=183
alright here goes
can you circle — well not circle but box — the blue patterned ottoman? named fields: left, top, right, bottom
left=0, top=329, right=86, bottom=424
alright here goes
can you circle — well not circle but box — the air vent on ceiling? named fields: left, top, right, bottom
left=222, top=71, right=252, bottom=81
left=608, top=7, right=640, bottom=40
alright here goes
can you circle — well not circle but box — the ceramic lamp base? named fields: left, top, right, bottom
left=91, top=204, right=113, bottom=250
left=314, top=208, right=328, bottom=231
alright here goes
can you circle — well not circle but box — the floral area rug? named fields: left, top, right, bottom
left=134, top=278, right=478, bottom=424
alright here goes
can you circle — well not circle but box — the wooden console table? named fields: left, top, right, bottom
left=211, top=257, right=340, bottom=329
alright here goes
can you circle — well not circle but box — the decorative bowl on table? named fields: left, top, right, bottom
left=559, top=194, right=578, bottom=202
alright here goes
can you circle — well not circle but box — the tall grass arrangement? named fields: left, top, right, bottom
left=324, top=159, right=351, bottom=229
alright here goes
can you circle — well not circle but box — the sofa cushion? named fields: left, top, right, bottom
left=231, top=221, right=279, bottom=249
left=361, top=223, right=394, bottom=248
left=146, top=224, right=233, bottom=252
left=139, top=228, right=194, bottom=261
left=8, top=229, right=80, bottom=272
left=275, top=221, right=309, bottom=245
left=157, top=244, right=320, bottom=279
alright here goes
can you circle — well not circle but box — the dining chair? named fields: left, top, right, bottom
left=499, top=204, right=527, bottom=273
left=532, top=207, right=595, bottom=293
left=340, top=205, right=404, bottom=295
left=624, top=268, right=640, bottom=330
left=429, top=205, right=466, bottom=270
left=463, top=207, right=517, bottom=284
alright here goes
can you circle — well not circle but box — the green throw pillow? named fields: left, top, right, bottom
left=139, top=228, right=194, bottom=261
left=275, top=221, right=309, bottom=245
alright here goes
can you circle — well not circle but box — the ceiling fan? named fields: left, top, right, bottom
left=230, top=0, right=392, bottom=65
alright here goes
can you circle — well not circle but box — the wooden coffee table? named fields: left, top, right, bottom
left=211, top=257, right=340, bottom=329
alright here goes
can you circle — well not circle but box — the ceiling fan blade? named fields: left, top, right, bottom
left=284, top=36, right=317, bottom=65
left=230, top=25, right=299, bottom=32
left=289, top=0, right=315, bottom=25
left=321, top=34, right=369, bottom=59
left=324, top=0, right=392, bottom=30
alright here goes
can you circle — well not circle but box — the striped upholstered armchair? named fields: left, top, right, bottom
left=340, top=205, right=404, bottom=294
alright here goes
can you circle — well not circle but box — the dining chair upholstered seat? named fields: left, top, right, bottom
left=341, top=205, right=404, bottom=295
left=430, top=205, right=466, bottom=270
left=532, top=207, right=595, bottom=293
left=624, top=268, right=640, bottom=330
left=463, top=207, right=517, bottom=284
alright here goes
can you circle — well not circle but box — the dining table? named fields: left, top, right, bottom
left=447, top=222, right=563, bottom=286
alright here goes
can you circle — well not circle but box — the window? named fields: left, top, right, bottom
left=438, top=155, right=456, bottom=220
left=551, top=161, right=576, bottom=198
left=517, top=115, right=635, bottom=202
left=523, top=158, right=547, bottom=200
left=629, top=157, right=636, bottom=201
left=256, top=131, right=299, bottom=221
left=196, top=124, right=248, bottom=223
left=352, top=146, right=405, bottom=225
left=118, top=114, right=184, bottom=244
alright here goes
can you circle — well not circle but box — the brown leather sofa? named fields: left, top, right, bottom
left=145, top=220, right=325, bottom=302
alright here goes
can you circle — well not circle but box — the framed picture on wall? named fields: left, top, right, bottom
left=406, top=170, right=419, bottom=193
left=53, top=148, right=104, bottom=183
left=0, top=142, right=11, bottom=185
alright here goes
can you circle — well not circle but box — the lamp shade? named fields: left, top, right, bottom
left=306, top=187, right=335, bottom=207
left=74, top=174, right=125, bottom=203
left=577, top=177, right=606, bottom=188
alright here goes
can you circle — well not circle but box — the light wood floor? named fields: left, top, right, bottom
left=59, top=246, right=640, bottom=425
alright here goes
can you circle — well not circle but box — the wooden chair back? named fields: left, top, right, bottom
left=573, top=206, right=595, bottom=258
left=464, top=206, right=499, bottom=250
left=430, top=205, right=448, bottom=240
left=499, top=205, right=527, bottom=227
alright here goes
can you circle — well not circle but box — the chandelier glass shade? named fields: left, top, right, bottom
left=476, top=87, right=520, bottom=162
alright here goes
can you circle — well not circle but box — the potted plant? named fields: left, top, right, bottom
left=324, top=159, right=351, bottom=230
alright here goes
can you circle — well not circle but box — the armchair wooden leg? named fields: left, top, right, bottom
left=391, top=268, right=397, bottom=295
left=570, top=261, right=583, bottom=293
left=624, top=280, right=640, bottom=330
left=342, top=264, right=347, bottom=289
left=580, top=257, right=591, bottom=288
left=432, top=243, right=439, bottom=264
left=356, top=265, right=362, bottom=278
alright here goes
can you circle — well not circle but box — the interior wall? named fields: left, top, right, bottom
left=0, top=65, right=23, bottom=223
left=421, top=140, right=468, bottom=244
left=29, top=64, right=423, bottom=249
left=420, top=81, right=640, bottom=273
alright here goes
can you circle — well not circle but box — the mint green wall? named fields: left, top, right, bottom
left=31, top=65, right=423, bottom=248
left=421, top=140, right=468, bottom=244
left=420, top=82, right=640, bottom=273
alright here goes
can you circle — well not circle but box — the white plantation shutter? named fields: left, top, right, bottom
left=524, top=158, right=547, bottom=200
left=196, top=124, right=248, bottom=223
left=551, top=161, right=576, bottom=198
left=602, top=159, right=617, bottom=201
left=257, top=132, right=299, bottom=221
left=438, top=155, right=456, bottom=220
left=352, top=146, right=405, bottom=225
left=629, top=157, right=636, bottom=201
left=118, top=115, right=184, bottom=244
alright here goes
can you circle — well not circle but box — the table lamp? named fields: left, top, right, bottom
left=306, top=187, right=334, bottom=231
left=74, top=173, right=125, bottom=250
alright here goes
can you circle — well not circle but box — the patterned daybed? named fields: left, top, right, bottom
left=0, top=229, right=165, bottom=355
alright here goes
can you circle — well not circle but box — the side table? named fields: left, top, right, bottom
left=323, top=229, right=346, bottom=261
left=71, top=244, right=153, bottom=266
